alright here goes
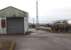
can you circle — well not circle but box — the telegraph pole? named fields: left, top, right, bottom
left=33, top=18, right=34, bottom=25
left=36, top=0, right=39, bottom=29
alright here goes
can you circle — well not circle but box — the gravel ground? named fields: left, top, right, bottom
left=0, top=30, right=71, bottom=50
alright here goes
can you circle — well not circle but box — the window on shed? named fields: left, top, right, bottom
left=1, top=19, right=6, bottom=28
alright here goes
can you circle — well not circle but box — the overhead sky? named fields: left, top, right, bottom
left=0, top=0, right=71, bottom=24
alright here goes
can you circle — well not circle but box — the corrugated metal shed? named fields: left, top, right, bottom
left=0, top=6, right=28, bottom=34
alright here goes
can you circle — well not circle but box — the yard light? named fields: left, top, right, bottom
left=36, top=0, right=39, bottom=29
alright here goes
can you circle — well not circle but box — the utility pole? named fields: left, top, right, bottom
left=36, top=0, right=39, bottom=29
left=33, top=18, right=34, bottom=25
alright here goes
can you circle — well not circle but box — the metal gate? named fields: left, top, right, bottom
left=7, top=17, right=24, bottom=34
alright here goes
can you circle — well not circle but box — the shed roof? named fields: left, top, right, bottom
left=0, top=6, right=28, bottom=17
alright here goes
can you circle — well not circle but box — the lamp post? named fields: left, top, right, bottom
left=36, top=0, right=39, bottom=29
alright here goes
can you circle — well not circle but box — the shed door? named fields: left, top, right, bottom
left=7, top=17, right=24, bottom=34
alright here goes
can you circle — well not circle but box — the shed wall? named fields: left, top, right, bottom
left=0, top=17, right=28, bottom=34
left=24, top=17, right=28, bottom=33
left=0, top=18, right=6, bottom=34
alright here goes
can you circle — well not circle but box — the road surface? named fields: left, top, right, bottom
left=0, top=29, right=71, bottom=50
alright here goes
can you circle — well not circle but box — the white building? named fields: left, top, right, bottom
left=0, top=6, right=28, bottom=35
